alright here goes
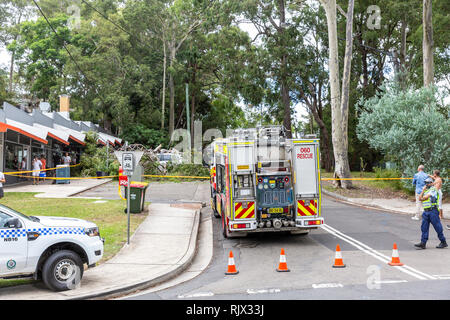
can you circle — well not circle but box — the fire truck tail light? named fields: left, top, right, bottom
left=306, top=220, right=322, bottom=226
left=283, top=207, right=289, bottom=213
left=233, top=224, right=250, bottom=229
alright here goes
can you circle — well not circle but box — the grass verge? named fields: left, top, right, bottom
left=0, top=192, right=147, bottom=288
left=321, top=171, right=416, bottom=200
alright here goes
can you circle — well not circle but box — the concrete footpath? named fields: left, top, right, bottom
left=4, top=178, right=112, bottom=198
left=323, top=189, right=450, bottom=220
left=0, top=202, right=201, bottom=300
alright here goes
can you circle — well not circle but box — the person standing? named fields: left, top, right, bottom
left=63, top=152, right=71, bottom=166
left=412, top=165, right=428, bottom=220
left=0, top=171, right=5, bottom=199
left=31, top=156, right=42, bottom=185
left=40, top=154, right=47, bottom=183
left=414, top=178, right=447, bottom=249
left=20, top=156, right=27, bottom=182
left=428, top=170, right=443, bottom=219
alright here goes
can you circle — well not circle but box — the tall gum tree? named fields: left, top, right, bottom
left=319, top=0, right=354, bottom=188
left=422, top=0, right=433, bottom=87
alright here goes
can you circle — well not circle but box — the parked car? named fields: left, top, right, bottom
left=0, top=204, right=104, bottom=291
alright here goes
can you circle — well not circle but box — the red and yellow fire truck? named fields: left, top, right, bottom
left=209, top=126, right=323, bottom=238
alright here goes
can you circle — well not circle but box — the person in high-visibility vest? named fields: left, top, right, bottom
left=415, top=178, right=447, bottom=249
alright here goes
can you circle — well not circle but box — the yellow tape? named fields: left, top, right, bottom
left=4, top=173, right=117, bottom=180
left=321, top=177, right=414, bottom=181
left=142, top=174, right=209, bottom=179
left=5, top=163, right=80, bottom=174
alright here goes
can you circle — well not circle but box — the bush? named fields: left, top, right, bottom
left=357, top=82, right=449, bottom=194
left=167, top=164, right=210, bottom=177
left=373, top=167, right=404, bottom=191
left=79, top=132, right=120, bottom=179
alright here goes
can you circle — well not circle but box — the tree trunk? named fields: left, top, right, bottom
left=161, top=39, right=167, bottom=129
left=8, top=13, right=22, bottom=94
left=423, top=0, right=434, bottom=87
left=169, top=45, right=176, bottom=136
left=190, top=64, right=196, bottom=149
left=279, top=0, right=292, bottom=138
left=320, top=0, right=353, bottom=188
left=9, top=52, right=15, bottom=93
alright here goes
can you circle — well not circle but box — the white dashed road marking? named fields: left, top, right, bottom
left=247, top=288, right=281, bottom=295
left=321, top=224, right=436, bottom=281
left=312, top=283, right=344, bottom=289
left=178, top=292, right=215, bottom=298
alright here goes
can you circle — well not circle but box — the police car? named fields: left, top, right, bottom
left=0, top=204, right=104, bottom=291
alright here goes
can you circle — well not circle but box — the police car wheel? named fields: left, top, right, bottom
left=42, top=250, right=84, bottom=292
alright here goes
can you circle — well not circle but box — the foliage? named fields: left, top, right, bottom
left=79, top=131, right=119, bottom=177
left=167, top=163, right=209, bottom=177
left=357, top=82, right=449, bottom=193
left=121, top=124, right=169, bottom=149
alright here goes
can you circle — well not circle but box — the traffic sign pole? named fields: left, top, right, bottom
left=127, top=175, right=131, bottom=245
left=114, top=150, right=144, bottom=245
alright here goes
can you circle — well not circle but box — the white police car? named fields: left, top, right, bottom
left=0, top=204, right=104, bottom=291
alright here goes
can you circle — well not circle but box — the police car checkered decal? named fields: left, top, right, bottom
left=0, top=229, right=27, bottom=238
left=0, top=227, right=85, bottom=238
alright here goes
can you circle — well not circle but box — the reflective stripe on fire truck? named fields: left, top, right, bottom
left=297, top=200, right=318, bottom=216
left=234, top=202, right=255, bottom=219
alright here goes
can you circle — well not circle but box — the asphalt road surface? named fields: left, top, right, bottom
left=103, top=182, right=450, bottom=300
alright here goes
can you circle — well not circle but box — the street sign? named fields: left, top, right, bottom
left=114, top=151, right=144, bottom=167
left=122, top=153, right=134, bottom=174
left=113, top=150, right=144, bottom=245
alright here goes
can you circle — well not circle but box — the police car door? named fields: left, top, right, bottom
left=0, top=209, right=27, bottom=275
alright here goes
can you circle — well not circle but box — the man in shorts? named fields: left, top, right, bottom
left=428, top=170, right=443, bottom=219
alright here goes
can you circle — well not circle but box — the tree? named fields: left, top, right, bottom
left=422, top=0, right=433, bottom=87
left=9, top=14, right=72, bottom=105
left=357, top=83, right=449, bottom=193
left=0, top=0, right=33, bottom=95
left=318, top=0, right=354, bottom=188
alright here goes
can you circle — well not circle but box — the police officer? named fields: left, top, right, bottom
left=415, top=177, right=448, bottom=249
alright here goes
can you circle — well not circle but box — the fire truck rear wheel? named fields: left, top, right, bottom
left=212, top=198, right=220, bottom=218
left=222, top=212, right=228, bottom=238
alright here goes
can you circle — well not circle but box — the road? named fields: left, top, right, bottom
left=91, top=182, right=450, bottom=300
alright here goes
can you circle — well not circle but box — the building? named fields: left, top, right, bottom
left=0, top=98, right=122, bottom=185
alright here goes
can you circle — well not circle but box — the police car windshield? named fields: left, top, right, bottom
left=0, top=204, right=32, bottom=221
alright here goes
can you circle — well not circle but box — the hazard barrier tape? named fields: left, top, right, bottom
left=141, top=174, right=209, bottom=179
left=4, top=173, right=118, bottom=180
left=5, top=163, right=81, bottom=175
left=3, top=171, right=446, bottom=182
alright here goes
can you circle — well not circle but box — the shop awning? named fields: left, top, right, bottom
left=3, top=119, right=48, bottom=144
left=34, top=123, right=70, bottom=146
left=54, top=124, right=86, bottom=146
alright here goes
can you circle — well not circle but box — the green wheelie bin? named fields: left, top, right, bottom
left=124, top=181, right=149, bottom=213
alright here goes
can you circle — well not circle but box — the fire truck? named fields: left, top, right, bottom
left=209, top=126, right=323, bottom=238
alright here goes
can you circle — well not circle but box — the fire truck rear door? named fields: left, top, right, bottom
left=292, top=140, right=319, bottom=197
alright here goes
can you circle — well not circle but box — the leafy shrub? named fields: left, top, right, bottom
left=357, top=83, right=449, bottom=194
left=79, top=132, right=119, bottom=178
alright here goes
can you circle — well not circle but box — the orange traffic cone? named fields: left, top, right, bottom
left=225, top=251, right=239, bottom=275
left=276, top=248, right=290, bottom=272
left=388, top=243, right=404, bottom=266
left=332, top=244, right=346, bottom=268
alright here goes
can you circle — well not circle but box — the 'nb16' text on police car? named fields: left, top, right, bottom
left=0, top=204, right=104, bottom=291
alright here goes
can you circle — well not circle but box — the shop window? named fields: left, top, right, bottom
left=6, top=130, right=19, bottom=143
left=19, top=135, right=31, bottom=145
